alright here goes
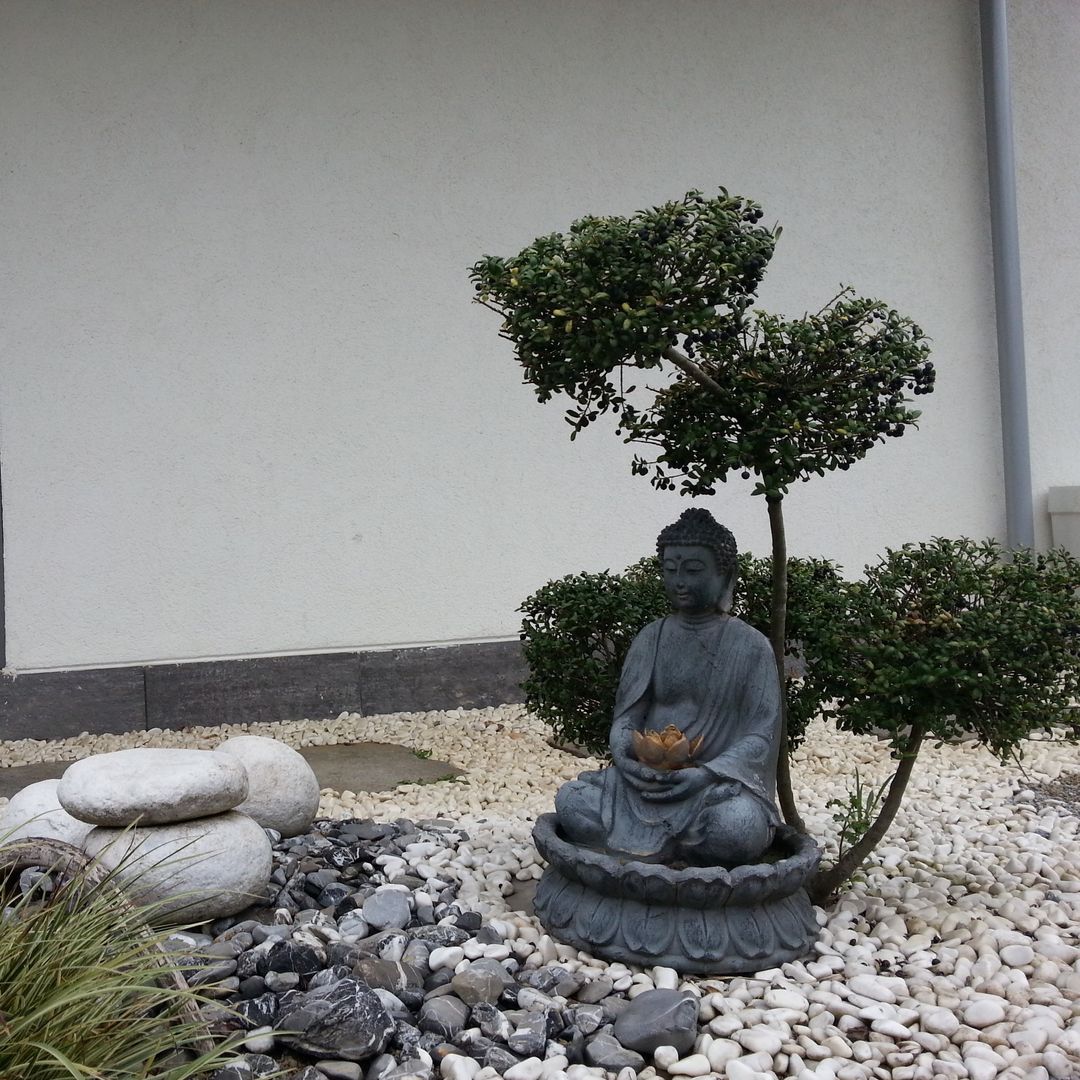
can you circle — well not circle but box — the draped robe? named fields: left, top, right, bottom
left=562, top=614, right=782, bottom=863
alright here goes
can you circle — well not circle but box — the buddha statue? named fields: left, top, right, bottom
left=554, top=507, right=781, bottom=866
left=532, top=509, right=820, bottom=973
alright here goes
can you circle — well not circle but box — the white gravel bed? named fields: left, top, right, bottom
left=3, top=705, right=1080, bottom=1080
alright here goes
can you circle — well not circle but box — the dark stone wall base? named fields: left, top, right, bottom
left=0, top=641, right=526, bottom=742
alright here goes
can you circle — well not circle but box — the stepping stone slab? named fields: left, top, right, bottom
left=217, top=735, right=321, bottom=837
left=82, top=809, right=272, bottom=923
left=0, top=778, right=94, bottom=846
left=59, top=748, right=248, bottom=826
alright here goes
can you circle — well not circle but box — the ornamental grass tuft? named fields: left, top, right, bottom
left=0, top=837, right=249, bottom=1080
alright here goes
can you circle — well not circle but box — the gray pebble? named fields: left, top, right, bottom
left=315, top=1061, right=363, bottom=1080
left=363, top=889, right=412, bottom=931
left=418, top=994, right=469, bottom=1039
left=584, top=1032, right=646, bottom=1072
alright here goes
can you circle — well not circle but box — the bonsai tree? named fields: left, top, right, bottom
left=471, top=189, right=933, bottom=828
left=808, top=538, right=1080, bottom=901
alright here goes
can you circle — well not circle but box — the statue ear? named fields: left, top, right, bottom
left=719, top=571, right=736, bottom=613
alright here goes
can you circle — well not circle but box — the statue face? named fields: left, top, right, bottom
left=661, top=544, right=728, bottom=614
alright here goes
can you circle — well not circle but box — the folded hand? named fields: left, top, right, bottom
left=617, top=754, right=667, bottom=788
left=637, top=766, right=711, bottom=802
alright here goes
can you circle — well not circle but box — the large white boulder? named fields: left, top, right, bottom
left=58, top=748, right=249, bottom=826
left=216, top=735, right=320, bottom=837
left=82, top=810, right=273, bottom=923
left=0, top=779, right=95, bottom=847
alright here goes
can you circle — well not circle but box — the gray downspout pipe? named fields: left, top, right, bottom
left=980, top=0, right=1034, bottom=549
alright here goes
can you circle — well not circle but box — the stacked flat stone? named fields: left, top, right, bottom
left=217, top=735, right=322, bottom=838
left=58, top=747, right=273, bottom=922
left=0, top=736, right=321, bottom=923
left=0, top=778, right=94, bottom=847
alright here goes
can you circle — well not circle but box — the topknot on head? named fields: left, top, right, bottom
left=656, top=507, right=737, bottom=577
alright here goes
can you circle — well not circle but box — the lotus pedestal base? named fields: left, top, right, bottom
left=532, top=815, right=821, bottom=975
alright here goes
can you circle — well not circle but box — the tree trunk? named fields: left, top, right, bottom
left=767, top=495, right=803, bottom=831
left=808, top=725, right=926, bottom=904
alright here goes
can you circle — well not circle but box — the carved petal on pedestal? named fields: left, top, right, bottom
left=757, top=906, right=779, bottom=961
left=582, top=892, right=619, bottom=946
left=640, top=867, right=674, bottom=906
left=532, top=873, right=552, bottom=916
left=644, top=902, right=676, bottom=957
left=576, top=858, right=609, bottom=894
left=726, top=907, right=754, bottom=959
left=531, top=814, right=556, bottom=859
left=726, top=906, right=763, bottom=962
left=677, top=907, right=713, bottom=962
left=745, top=905, right=776, bottom=961
left=616, top=864, right=644, bottom=902
left=773, top=893, right=816, bottom=950
left=731, top=864, right=770, bottom=906
left=539, top=874, right=575, bottom=927
left=677, top=872, right=730, bottom=909
left=704, top=907, right=729, bottom=957
left=766, top=860, right=804, bottom=899
left=540, top=841, right=572, bottom=881
left=622, top=900, right=654, bottom=956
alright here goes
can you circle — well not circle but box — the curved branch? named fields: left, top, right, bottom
left=812, top=285, right=855, bottom=318
left=808, top=724, right=926, bottom=903
left=662, top=346, right=727, bottom=397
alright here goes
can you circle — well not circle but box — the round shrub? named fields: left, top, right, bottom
left=519, top=558, right=666, bottom=753
left=821, top=538, right=1080, bottom=755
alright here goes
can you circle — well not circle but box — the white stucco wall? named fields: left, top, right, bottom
left=0, top=0, right=1056, bottom=671
left=1010, top=1, right=1080, bottom=549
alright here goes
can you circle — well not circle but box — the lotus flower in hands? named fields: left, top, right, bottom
left=631, top=724, right=704, bottom=771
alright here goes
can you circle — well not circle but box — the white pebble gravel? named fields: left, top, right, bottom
left=3, top=703, right=1080, bottom=1079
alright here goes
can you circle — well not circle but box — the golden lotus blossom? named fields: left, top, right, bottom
left=631, top=724, right=704, bottom=771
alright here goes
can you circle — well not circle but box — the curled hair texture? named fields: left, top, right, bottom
left=656, top=507, right=737, bottom=576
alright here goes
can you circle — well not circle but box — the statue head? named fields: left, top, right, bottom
left=656, top=508, right=737, bottom=614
